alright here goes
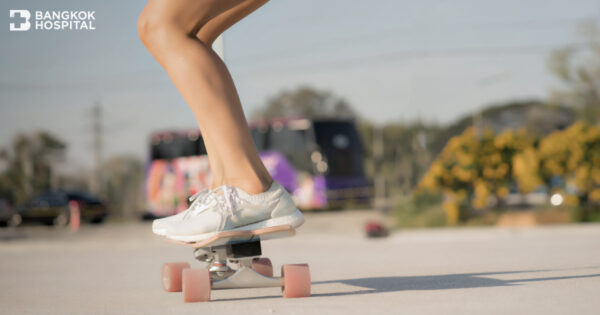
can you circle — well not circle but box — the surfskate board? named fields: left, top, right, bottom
left=161, top=224, right=310, bottom=302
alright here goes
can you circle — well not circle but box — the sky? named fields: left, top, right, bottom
left=1, top=0, right=599, bottom=171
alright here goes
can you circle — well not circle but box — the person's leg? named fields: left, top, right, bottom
left=138, top=0, right=272, bottom=195
left=195, top=0, right=269, bottom=46
left=142, top=0, right=304, bottom=240
left=138, top=0, right=240, bottom=192
left=193, top=0, right=269, bottom=190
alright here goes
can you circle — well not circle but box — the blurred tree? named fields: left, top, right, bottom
left=419, top=127, right=538, bottom=224
left=359, top=120, right=440, bottom=201
left=255, top=86, right=573, bottom=208
left=361, top=102, right=566, bottom=198
left=548, top=20, right=600, bottom=124
left=419, top=121, right=600, bottom=224
left=537, top=122, right=600, bottom=206
left=0, top=131, right=66, bottom=204
left=430, top=101, right=574, bottom=159
left=253, top=86, right=355, bottom=120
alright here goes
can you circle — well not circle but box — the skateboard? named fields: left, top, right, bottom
left=161, top=224, right=311, bottom=302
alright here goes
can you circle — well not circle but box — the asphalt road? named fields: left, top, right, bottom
left=1, top=210, right=599, bottom=314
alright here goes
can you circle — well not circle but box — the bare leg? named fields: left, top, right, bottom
left=193, top=0, right=269, bottom=190
left=138, top=0, right=272, bottom=194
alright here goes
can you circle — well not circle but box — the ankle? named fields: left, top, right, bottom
left=223, top=177, right=272, bottom=195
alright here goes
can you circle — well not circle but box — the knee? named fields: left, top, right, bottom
left=137, top=10, right=161, bottom=50
left=137, top=9, right=178, bottom=55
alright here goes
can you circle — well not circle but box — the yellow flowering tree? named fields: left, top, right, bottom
left=537, top=122, right=600, bottom=205
left=419, top=121, right=600, bottom=225
left=419, top=127, right=535, bottom=224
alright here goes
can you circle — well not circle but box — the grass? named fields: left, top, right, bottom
left=394, top=192, right=600, bottom=228
left=394, top=193, right=447, bottom=228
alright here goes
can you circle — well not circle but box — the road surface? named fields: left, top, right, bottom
left=1, top=210, right=599, bottom=314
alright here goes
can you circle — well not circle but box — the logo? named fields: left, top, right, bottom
left=9, top=10, right=31, bottom=31
left=9, top=9, right=96, bottom=31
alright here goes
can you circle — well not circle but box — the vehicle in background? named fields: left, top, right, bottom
left=144, top=119, right=370, bottom=218
left=503, top=178, right=572, bottom=208
left=252, top=118, right=371, bottom=209
left=65, top=191, right=109, bottom=223
left=16, top=191, right=108, bottom=226
left=0, top=198, right=21, bottom=227
left=144, top=129, right=210, bottom=218
left=504, top=186, right=550, bottom=208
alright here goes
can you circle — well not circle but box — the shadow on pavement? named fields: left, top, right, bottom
left=212, top=268, right=600, bottom=302
left=311, top=269, right=600, bottom=298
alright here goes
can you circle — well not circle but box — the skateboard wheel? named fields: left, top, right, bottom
left=281, top=264, right=311, bottom=298
left=182, top=269, right=211, bottom=302
left=251, top=258, right=273, bottom=277
left=162, top=262, right=190, bottom=292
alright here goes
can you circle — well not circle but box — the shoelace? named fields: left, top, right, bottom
left=183, top=189, right=210, bottom=219
left=184, top=186, right=243, bottom=219
left=212, top=186, right=242, bottom=217
left=188, top=190, right=207, bottom=203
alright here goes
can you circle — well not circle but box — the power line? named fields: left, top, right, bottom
left=3, top=32, right=596, bottom=89
left=236, top=41, right=592, bottom=77
left=229, top=17, right=595, bottom=65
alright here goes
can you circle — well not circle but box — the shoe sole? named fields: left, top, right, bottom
left=166, top=224, right=296, bottom=248
left=153, top=228, right=167, bottom=236
left=165, top=209, right=305, bottom=243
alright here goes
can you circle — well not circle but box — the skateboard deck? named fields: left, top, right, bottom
left=165, top=224, right=295, bottom=248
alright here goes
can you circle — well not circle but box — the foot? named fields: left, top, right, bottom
left=152, top=189, right=209, bottom=236
left=163, top=181, right=304, bottom=242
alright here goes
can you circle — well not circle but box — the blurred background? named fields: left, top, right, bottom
left=1, top=0, right=600, bottom=231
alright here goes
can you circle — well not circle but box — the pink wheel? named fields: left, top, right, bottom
left=281, top=264, right=311, bottom=298
left=251, top=258, right=273, bottom=277
left=162, top=262, right=190, bottom=292
left=182, top=269, right=211, bottom=302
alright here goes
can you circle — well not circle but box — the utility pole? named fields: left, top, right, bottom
left=373, top=125, right=386, bottom=210
left=213, top=35, right=225, bottom=61
left=90, top=103, right=102, bottom=194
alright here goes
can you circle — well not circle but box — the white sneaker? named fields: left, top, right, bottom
left=164, top=181, right=304, bottom=242
left=152, top=189, right=209, bottom=236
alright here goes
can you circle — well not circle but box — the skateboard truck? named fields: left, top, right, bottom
left=192, top=240, right=281, bottom=288
left=162, top=225, right=311, bottom=302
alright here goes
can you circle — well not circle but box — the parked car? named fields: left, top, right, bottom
left=65, top=191, right=109, bottom=224
left=0, top=198, right=21, bottom=227
left=17, top=191, right=108, bottom=226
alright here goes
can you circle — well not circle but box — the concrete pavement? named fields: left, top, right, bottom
left=1, top=210, right=599, bottom=314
